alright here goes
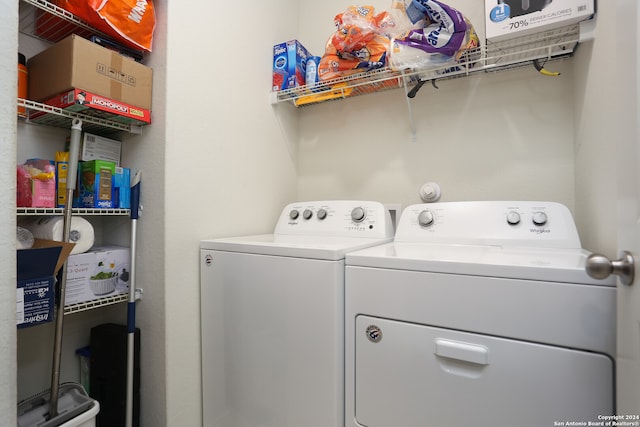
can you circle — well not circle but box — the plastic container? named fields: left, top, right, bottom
left=17, top=382, right=99, bottom=427
left=75, top=346, right=91, bottom=394
left=18, top=53, right=28, bottom=116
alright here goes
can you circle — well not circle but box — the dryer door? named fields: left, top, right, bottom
left=354, top=316, right=613, bottom=427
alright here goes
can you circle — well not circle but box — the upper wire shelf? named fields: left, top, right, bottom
left=19, top=0, right=106, bottom=43
left=273, top=23, right=584, bottom=107
left=18, top=99, right=145, bottom=135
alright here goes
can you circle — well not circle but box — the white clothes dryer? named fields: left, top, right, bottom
left=345, top=201, right=615, bottom=427
left=200, top=201, right=395, bottom=427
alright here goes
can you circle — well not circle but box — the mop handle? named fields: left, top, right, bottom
left=126, top=170, right=141, bottom=427
left=130, top=170, right=141, bottom=221
left=49, top=118, right=83, bottom=419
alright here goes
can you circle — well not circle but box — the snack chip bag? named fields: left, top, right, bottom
left=55, top=0, right=156, bottom=52
left=318, top=35, right=389, bottom=81
left=390, top=0, right=479, bottom=70
left=319, top=5, right=392, bottom=81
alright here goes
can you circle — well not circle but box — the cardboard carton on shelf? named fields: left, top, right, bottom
left=65, top=246, right=130, bottom=306
left=27, top=34, right=152, bottom=109
left=484, top=0, right=595, bottom=41
left=17, top=239, right=75, bottom=328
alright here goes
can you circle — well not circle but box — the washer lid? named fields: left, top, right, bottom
left=346, top=242, right=615, bottom=286
left=200, top=200, right=396, bottom=260
left=201, top=234, right=393, bottom=260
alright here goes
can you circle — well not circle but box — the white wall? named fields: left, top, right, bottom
left=573, top=6, right=618, bottom=257
left=163, top=0, right=300, bottom=424
left=0, top=0, right=18, bottom=425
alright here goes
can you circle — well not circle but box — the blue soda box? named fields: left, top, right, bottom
left=273, top=40, right=311, bottom=91
left=114, top=166, right=131, bottom=209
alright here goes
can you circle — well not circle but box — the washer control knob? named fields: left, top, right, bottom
left=289, top=210, right=299, bottom=220
left=351, top=207, right=367, bottom=223
left=418, top=210, right=435, bottom=227
left=532, top=211, right=548, bottom=226
left=317, top=209, right=328, bottom=220
left=303, top=209, right=313, bottom=220
left=506, top=211, right=521, bottom=225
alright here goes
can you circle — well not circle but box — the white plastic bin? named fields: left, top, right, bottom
left=59, top=400, right=99, bottom=427
left=17, top=383, right=99, bottom=427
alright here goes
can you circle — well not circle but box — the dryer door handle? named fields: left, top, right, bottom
left=434, top=339, right=489, bottom=365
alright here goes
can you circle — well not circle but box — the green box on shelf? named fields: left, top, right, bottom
left=79, top=160, right=116, bottom=208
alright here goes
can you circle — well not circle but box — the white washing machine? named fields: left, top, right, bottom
left=200, top=201, right=395, bottom=427
left=345, top=201, right=616, bottom=427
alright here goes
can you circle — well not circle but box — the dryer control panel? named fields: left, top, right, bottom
left=274, top=200, right=395, bottom=239
left=395, top=201, right=581, bottom=249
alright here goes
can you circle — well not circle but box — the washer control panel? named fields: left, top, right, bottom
left=396, top=201, right=581, bottom=248
left=275, top=201, right=395, bottom=238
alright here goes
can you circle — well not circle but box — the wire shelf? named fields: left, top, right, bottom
left=18, top=99, right=145, bottom=135
left=17, top=208, right=131, bottom=216
left=64, top=293, right=128, bottom=315
left=273, top=23, right=583, bottom=107
left=63, top=288, right=143, bottom=315
left=19, top=0, right=105, bottom=43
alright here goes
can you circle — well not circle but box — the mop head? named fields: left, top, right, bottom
left=17, top=383, right=94, bottom=427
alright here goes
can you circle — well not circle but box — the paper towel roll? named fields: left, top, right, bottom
left=21, top=216, right=95, bottom=254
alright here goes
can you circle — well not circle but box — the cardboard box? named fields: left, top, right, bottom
left=65, top=246, right=130, bottom=306
left=17, top=239, right=75, bottom=328
left=485, top=0, right=595, bottom=41
left=28, top=34, right=152, bottom=109
left=79, top=160, right=116, bottom=208
left=81, top=132, right=122, bottom=165
left=273, top=40, right=311, bottom=91
left=30, top=88, right=151, bottom=126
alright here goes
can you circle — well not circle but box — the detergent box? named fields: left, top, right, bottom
left=55, top=152, right=69, bottom=208
left=17, top=240, right=75, bottom=328
left=272, top=40, right=311, bottom=91
left=78, top=160, right=116, bottom=208
left=485, top=0, right=595, bottom=41
left=65, top=246, right=130, bottom=306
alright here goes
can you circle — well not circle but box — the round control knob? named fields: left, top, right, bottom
left=303, top=209, right=313, bottom=220
left=418, top=210, right=435, bottom=227
left=532, top=211, right=548, bottom=226
left=317, top=209, right=327, bottom=220
left=351, top=207, right=367, bottom=223
left=506, top=211, right=521, bottom=225
left=289, top=210, right=299, bottom=220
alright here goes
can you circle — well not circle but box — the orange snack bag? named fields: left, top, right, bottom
left=56, top=0, right=156, bottom=52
